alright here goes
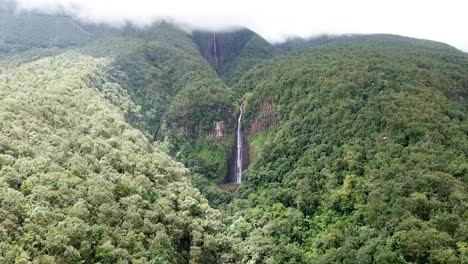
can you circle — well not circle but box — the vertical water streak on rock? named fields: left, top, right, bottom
left=236, top=103, right=244, bottom=183
left=213, top=33, right=219, bottom=67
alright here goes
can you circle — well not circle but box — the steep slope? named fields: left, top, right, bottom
left=3, top=8, right=468, bottom=263
left=81, top=24, right=238, bottom=197
left=192, top=28, right=279, bottom=85
left=0, top=8, right=240, bottom=204
left=231, top=35, right=468, bottom=263
left=0, top=53, right=236, bottom=263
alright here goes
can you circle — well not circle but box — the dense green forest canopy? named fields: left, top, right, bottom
left=0, top=9, right=242, bottom=205
left=1, top=9, right=468, bottom=264
left=0, top=53, right=239, bottom=263
left=232, top=37, right=468, bottom=263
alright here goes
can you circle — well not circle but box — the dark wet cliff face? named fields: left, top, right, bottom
left=192, top=29, right=256, bottom=69
left=191, top=28, right=268, bottom=69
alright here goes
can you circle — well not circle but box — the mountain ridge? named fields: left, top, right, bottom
left=1, top=10, right=468, bottom=263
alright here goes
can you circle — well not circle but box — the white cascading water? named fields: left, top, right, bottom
left=213, top=33, right=218, bottom=66
left=236, top=103, right=244, bottom=184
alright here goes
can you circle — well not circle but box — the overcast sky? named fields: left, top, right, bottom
left=10, top=0, right=468, bottom=51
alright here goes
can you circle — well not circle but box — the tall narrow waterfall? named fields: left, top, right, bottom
left=213, top=33, right=219, bottom=67
left=236, top=103, right=244, bottom=184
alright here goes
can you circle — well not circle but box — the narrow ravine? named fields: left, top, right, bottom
left=236, top=103, right=244, bottom=184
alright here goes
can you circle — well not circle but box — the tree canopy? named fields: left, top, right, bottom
left=1, top=10, right=468, bottom=263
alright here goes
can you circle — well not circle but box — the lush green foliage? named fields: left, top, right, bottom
left=0, top=54, right=237, bottom=263
left=89, top=25, right=237, bottom=184
left=232, top=36, right=468, bottom=263
left=2, top=10, right=468, bottom=263
left=1, top=8, right=237, bottom=200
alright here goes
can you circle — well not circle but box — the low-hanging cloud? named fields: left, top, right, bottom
left=9, top=0, right=468, bottom=51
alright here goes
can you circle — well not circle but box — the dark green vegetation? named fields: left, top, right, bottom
left=0, top=54, right=237, bottom=263
left=233, top=37, right=468, bottom=263
left=0, top=7, right=240, bottom=205
left=87, top=24, right=237, bottom=185
left=1, top=8, right=468, bottom=264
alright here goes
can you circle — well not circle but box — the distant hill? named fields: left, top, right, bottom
left=276, top=34, right=459, bottom=53
left=0, top=11, right=92, bottom=53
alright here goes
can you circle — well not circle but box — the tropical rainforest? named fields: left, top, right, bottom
left=1, top=5, right=468, bottom=264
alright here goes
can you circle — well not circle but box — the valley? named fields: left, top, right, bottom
left=1, top=7, right=468, bottom=263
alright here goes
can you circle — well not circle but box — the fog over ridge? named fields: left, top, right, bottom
left=5, top=0, right=468, bottom=50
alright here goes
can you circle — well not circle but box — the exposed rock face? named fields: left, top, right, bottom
left=207, top=109, right=232, bottom=139
left=250, top=98, right=279, bottom=135
left=208, top=120, right=227, bottom=139
left=224, top=98, right=279, bottom=183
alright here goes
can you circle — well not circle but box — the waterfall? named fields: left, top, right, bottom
left=236, top=103, right=244, bottom=184
left=213, top=33, right=219, bottom=67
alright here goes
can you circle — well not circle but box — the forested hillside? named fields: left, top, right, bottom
left=0, top=53, right=237, bottom=263
left=275, top=34, right=459, bottom=54
left=0, top=8, right=240, bottom=201
left=89, top=25, right=239, bottom=203
left=232, top=36, right=468, bottom=263
left=79, top=23, right=237, bottom=185
left=1, top=8, right=468, bottom=264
